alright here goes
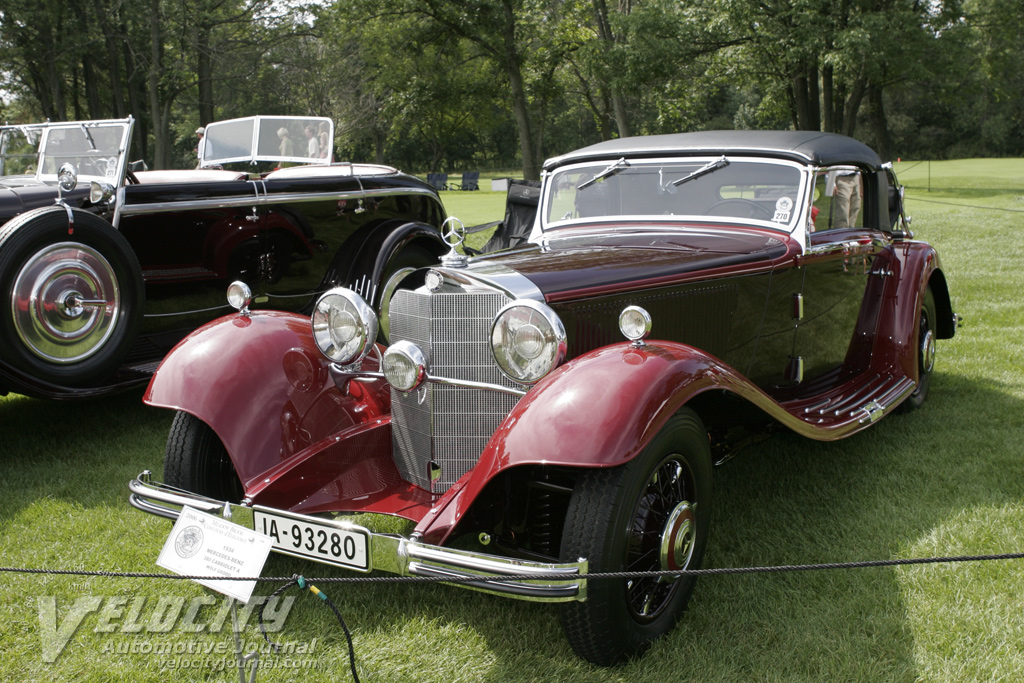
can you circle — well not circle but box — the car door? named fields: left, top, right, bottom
left=791, top=168, right=888, bottom=389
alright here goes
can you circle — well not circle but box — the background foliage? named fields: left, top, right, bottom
left=1, top=0, right=1022, bottom=176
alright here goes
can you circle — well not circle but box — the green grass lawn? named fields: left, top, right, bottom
left=2, top=158, right=1023, bottom=681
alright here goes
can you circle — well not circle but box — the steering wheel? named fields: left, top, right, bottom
left=706, top=198, right=772, bottom=219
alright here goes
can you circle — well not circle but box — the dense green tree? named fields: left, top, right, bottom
left=1, top=0, right=1021, bottom=168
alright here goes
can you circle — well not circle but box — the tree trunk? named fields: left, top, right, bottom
left=148, top=0, right=168, bottom=168
left=822, top=64, right=834, bottom=133
left=611, top=86, right=631, bottom=139
left=125, top=35, right=148, bottom=162
left=867, top=83, right=890, bottom=160
left=807, top=62, right=821, bottom=132
left=792, top=72, right=810, bottom=130
left=197, top=23, right=215, bottom=126
left=93, top=0, right=127, bottom=118
left=500, top=1, right=538, bottom=179
left=593, top=0, right=630, bottom=138
left=841, top=75, right=867, bottom=138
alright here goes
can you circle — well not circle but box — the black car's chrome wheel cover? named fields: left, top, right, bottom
left=11, top=241, right=119, bottom=363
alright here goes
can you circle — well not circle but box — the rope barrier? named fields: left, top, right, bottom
left=3, top=550, right=1024, bottom=584
left=5, top=551, right=1022, bottom=682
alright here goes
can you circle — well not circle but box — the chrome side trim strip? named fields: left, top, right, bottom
left=119, top=186, right=438, bottom=217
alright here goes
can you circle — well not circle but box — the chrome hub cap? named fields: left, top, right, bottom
left=625, top=455, right=696, bottom=621
left=920, top=329, right=935, bottom=374
left=659, top=500, right=696, bottom=580
left=11, top=242, right=118, bottom=363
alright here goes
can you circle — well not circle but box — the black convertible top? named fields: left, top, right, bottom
left=543, top=130, right=884, bottom=172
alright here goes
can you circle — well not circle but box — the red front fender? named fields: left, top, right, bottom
left=416, top=341, right=751, bottom=542
left=144, top=310, right=388, bottom=489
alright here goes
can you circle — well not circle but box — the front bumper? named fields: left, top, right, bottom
left=129, top=471, right=586, bottom=602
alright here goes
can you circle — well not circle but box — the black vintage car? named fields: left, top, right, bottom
left=0, top=117, right=447, bottom=399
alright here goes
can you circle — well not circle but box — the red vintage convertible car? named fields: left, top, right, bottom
left=0, top=116, right=446, bottom=399
left=131, top=131, right=957, bottom=665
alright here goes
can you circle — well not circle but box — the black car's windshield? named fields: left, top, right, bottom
left=201, top=116, right=333, bottom=168
left=36, top=121, right=131, bottom=183
left=544, top=157, right=807, bottom=233
left=0, top=126, right=41, bottom=177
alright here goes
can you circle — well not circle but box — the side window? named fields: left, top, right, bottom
left=810, top=169, right=863, bottom=232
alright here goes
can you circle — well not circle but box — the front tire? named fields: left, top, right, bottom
left=164, top=411, right=244, bottom=502
left=559, top=409, right=712, bottom=665
left=0, top=208, right=143, bottom=386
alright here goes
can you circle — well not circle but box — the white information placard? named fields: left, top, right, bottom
left=157, top=506, right=274, bottom=603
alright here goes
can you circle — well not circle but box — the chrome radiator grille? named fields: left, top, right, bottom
left=389, top=288, right=523, bottom=493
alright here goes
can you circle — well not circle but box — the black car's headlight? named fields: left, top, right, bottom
left=491, top=300, right=566, bottom=384
left=311, top=288, right=377, bottom=365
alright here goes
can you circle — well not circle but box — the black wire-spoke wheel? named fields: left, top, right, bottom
left=625, top=455, right=698, bottom=622
left=560, top=408, right=712, bottom=666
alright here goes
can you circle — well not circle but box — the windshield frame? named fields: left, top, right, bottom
left=539, top=155, right=812, bottom=236
left=200, top=116, right=334, bottom=168
left=0, top=119, right=134, bottom=187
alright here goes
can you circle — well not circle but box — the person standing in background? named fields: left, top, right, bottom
left=318, top=121, right=330, bottom=160
left=278, top=127, right=294, bottom=157
left=833, top=170, right=862, bottom=228
left=195, top=127, right=206, bottom=168
left=305, top=125, right=320, bottom=158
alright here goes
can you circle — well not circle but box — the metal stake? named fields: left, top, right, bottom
left=229, top=598, right=261, bottom=683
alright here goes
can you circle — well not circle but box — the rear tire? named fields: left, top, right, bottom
left=899, top=286, right=937, bottom=412
left=559, top=409, right=712, bottom=665
left=164, top=411, right=244, bottom=502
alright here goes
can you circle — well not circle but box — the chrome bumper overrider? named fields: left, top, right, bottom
left=128, top=472, right=586, bottom=602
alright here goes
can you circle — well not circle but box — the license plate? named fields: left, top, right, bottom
left=253, top=508, right=370, bottom=571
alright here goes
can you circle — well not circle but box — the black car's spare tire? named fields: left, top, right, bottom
left=0, top=207, right=144, bottom=386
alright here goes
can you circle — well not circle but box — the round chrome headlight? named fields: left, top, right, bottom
left=619, top=305, right=652, bottom=343
left=311, top=288, right=377, bottom=365
left=382, top=340, right=428, bottom=392
left=491, top=300, right=566, bottom=384
left=226, top=280, right=252, bottom=313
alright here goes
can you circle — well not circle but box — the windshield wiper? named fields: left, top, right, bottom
left=671, top=156, right=729, bottom=187
left=79, top=124, right=98, bottom=151
left=578, top=157, right=629, bottom=190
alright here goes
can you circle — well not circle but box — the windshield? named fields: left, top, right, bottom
left=543, top=157, right=808, bottom=233
left=0, top=125, right=43, bottom=177
left=201, top=116, right=333, bottom=168
left=34, top=120, right=132, bottom=185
